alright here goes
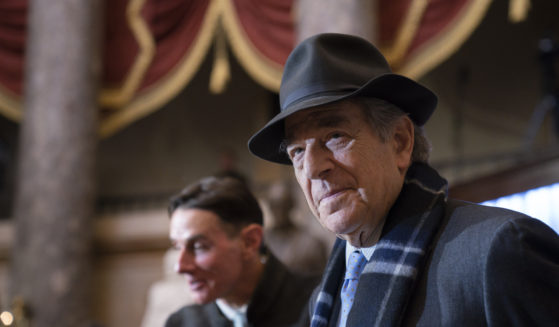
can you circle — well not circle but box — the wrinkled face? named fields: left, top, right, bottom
left=284, top=101, right=411, bottom=247
left=170, top=208, right=245, bottom=304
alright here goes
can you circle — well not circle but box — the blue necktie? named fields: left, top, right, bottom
left=339, top=250, right=367, bottom=326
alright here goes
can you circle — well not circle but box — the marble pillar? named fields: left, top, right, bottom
left=10, top=1, right=102, bottom=326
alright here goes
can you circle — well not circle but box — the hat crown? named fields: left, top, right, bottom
left=280, top=33, right=392, bottom=111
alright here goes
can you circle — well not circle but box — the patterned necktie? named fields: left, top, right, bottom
left=339, top=250, right=367, bottom=327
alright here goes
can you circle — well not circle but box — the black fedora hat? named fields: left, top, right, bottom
left=248, top=33, right=437, bottom=165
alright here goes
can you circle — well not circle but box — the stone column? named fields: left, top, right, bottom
left=294, top=0, right=378, bottom=44
left=10, top=1, right=102, bottom=326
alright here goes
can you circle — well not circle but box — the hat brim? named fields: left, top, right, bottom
left=248, top=73, right=437, bottom=165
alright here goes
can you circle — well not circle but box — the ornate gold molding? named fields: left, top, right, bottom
left=381, top=0, right=430, bottom=68
left=209, top=25, right=232, bottom=94
left=99, top=0, right=221, bottom=137
left=100, top=0, right=155, bottom=109
left=398, top=0, right=492, bottom=79
left=220, top=0, right=283, bottom=92
left=3, top=0, right=489, bottom=136
left=509, top=0, right=531, bottom=23
left=0, top=85, right=22, bottom=122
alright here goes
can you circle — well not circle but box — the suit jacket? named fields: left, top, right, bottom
left=311, top=199, right=559, bottom=326
left=165, top=253, right=319, bottom=327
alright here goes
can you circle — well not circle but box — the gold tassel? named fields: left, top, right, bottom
left=509, top=0, right=531, bottom=23
left=209, top=25, right=231, bottom=94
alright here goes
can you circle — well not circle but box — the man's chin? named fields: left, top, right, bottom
left=321, top=212, right=359, bottom=236
left=326, top=223, right=373, bottom=247
left=331, top=230, right=358, bottom=245
left=342, top=225, right=384, bottom=247
left=192, top=292, right=215, bottom=305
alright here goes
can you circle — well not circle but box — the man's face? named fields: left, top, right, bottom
left=284, top=101, right=411, bottom=247
left=169, top=208, right=245, bottom=304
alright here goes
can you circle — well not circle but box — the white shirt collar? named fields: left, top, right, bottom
left=215, top=299, right=248, bottom=322
left=344, top=219, right=385, bottom=264
left=345, top=242, right=376, bottom=263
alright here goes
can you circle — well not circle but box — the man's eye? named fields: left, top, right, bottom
left=288, top=146, right=304, bottom=159
left=326, top=132, right=349, bottom=147
left=329, top=132, right=344, bottom=139
left=192, top=242, right=209, bottom=252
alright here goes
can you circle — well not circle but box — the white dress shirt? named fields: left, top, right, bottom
left=216, top=299, right=248, bottom=327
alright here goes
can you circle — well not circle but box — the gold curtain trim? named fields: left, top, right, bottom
left=209, top=26, right=232, bottom=94
left=99, top=0, right=221, bottom=137
left=100, top=0, right=155, bottom=109
left=0, top=85, right=22, bottom=122
left=509, top=0, right=530, bottom=23
left=219, top=0, right=283, bottom=92
left=0, top=0, right=154, bottom=123
left=382, top=0, right=430, bottom=67
left=398, top=0, right=492, bottom=79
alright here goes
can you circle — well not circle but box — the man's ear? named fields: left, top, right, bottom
left=240, top=224, right=263, bottom=260
left=392, top=116, right=414, bottom=173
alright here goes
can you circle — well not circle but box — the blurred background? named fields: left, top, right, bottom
left=0, top=0, right=558, bottom=326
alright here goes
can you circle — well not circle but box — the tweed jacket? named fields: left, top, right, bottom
left=165, top=253, right=319, bottom=327
left=310, top=199, right=559, bottom=326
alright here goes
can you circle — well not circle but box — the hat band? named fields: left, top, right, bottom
left=282, top=82, right=359, bottom=110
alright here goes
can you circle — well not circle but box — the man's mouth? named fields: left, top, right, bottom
left=318, top=188, right=351, bottom=205
left=188, top=279, right=206, bottom=291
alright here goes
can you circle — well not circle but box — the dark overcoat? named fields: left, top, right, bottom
left=311, top=199, right=559, bottom=326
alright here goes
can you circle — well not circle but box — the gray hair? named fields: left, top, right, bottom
left=354, top=97, right=431, bottom=163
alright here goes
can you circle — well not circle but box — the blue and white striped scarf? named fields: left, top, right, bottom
left=310, top=163, right=448, bottom=327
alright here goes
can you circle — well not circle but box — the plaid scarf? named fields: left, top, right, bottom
left=310, top=163, right=448, bottom=327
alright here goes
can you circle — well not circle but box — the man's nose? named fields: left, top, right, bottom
left=176, top=248, right=195, bottom=274
left=303, top=142, right=333, bottom=179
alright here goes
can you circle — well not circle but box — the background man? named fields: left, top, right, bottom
left=248, top=33, right=559, bottom=326
left=165, top=176, right=318, bottom=327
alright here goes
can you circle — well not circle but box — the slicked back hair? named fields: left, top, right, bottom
left=168, top=176, right=263, bottom=236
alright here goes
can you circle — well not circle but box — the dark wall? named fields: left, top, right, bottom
left=0, top=117, right=17, bottom=219
left=96, top=47, right=276, bottom=208
left=422, top=0, right=559, bottom=183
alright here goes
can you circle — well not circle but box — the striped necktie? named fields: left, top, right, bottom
left=339, top=250, right=367, bottom=326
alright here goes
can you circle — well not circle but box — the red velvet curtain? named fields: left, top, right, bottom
left=408, top=0, right=471, bottom=57
left=0, top=0, right=490, bottom=135
left=0, top=0, right=27, bottom=96
left=232, top=0, right=294, bottom=66
left=137, top=0, right=209, bottom=90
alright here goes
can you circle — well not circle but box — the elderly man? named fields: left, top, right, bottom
left=164, top=176, right=318, bottom=327
left=248, top=33, right=559, bottom=326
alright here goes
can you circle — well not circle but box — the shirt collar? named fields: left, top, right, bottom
left=344, top=218, right=385, bottom=264
left=215, top=299, right=248, bottom=322
left=345, top=241, right=376, bottom=264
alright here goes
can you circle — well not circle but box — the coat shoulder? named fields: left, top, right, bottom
left=164, top=303, right=224, bottom=327
left=405, top=199, right=559, bottom=326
